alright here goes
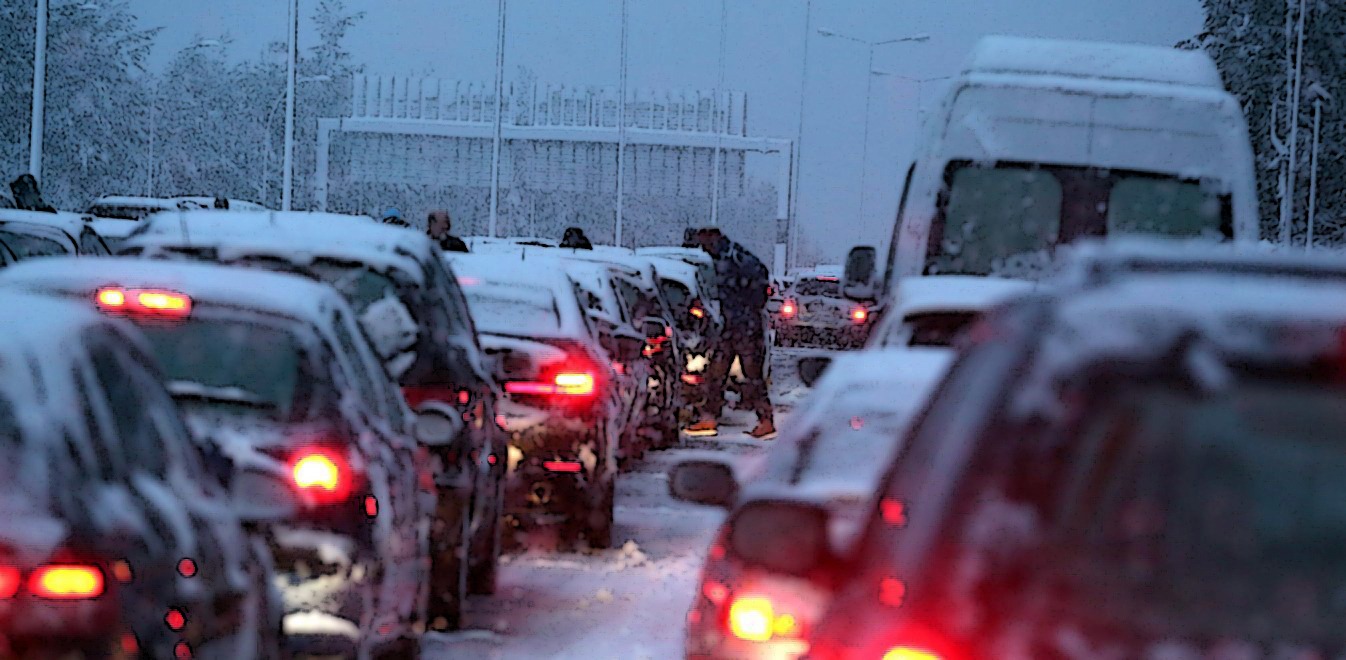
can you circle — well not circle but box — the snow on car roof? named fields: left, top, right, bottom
left=0, top=257, right=347, bottom=326
left=1057, top=237, right=1346, bottom=287
left=446, top=253, right=589, bottom=338
left=895, top=275, right=1035, bottom=316
left=88, top=195, right=189, bottom=209
left=966, top=36, right=1224, bottom=89
left=635, top=246, right=713, bottom=265
left=122, top=210, right=427, bottom=283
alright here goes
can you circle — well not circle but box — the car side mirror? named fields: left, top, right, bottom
left=668, top=459, right=737, bottom=508
left=797, top=355, right=833, bottom=387
left=231, top=466, right=299, bottom=524
left=843, top=245, right=879, bottom=301
left=728, top=499, right=833, bottom=577
left=415, top=402, right=463, bottom=447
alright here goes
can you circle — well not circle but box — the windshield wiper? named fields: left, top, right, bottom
left=167, top=381, right=276, bottom=410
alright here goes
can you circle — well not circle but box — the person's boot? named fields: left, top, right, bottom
left=748, top=417, right=777, bottom=440
left=684, top=417, right=719, bottom=437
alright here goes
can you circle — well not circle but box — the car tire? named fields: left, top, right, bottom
left=467, top=477, right=503, bottom=596
left=426, top=495, right=471, bottom=631
left=584, top=477, right=616, bottom=550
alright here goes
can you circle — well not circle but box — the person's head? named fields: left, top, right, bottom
left=383, top=207, right=402, bottom=222
left=213, top=197, right=229, bottom=210
left=694, top=227, right=726, bottom=257
left=564, top=227, right=585, bottom=240
left=428, top=210, right=451, bottom=237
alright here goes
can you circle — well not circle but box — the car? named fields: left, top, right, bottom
left=669, top=346, right=953, bottom=660
left=0, top=290, right=285, bottom=659
left=83, top=196, right=284, bottom=247
left=644, top=255, right=724, bottom=424
left=0, top=210, right=112, bottom=256
left=730, top=273, right=1346, bottom=659
left=0, top=257, right=438, bottom=658
left=447, top=252, right=639, bottom=549
left=636, top=246, right=722, bottom=319
left=773, top=266, right=873, bottom=348
left=117, top=210, right=505, bottom=626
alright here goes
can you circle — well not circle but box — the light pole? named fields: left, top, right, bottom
left=487, top=0, right=507, bottom=237
left=264, top=75, right=330, bottom=202
left=788, top=0, right=814, bottom=271
left=709, top=0, right=727, bottom=227
left=817, top=29, right=930, bottom=232
left=615, top=0, right=629, bottom=246
left=29, top=0, right=48, bottom=181
left=281, top=0, right=299, bottom=211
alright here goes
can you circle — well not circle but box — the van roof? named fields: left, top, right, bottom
left=965, top=36, right=1224, bottom=90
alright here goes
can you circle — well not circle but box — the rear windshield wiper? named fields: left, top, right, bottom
left=167, top=381, right=277, bottom=410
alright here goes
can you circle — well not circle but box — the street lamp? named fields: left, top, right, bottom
left=488, top=0, right=507, bottom=237
left=281, top=0, right=299, bottom=210
left=817, top=29, right=930, bottom=233
left=263, top=75, right=331, bottom=202
left=869, top=72, right=951, bottom=122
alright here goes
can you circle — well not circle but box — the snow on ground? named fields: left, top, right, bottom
left=423, top=349, right=812, bottom=659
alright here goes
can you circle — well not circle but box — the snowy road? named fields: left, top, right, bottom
left=423, top=349, right=812, bottom=659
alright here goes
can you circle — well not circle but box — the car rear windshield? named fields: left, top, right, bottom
left=925, top=162, right=1233, bottom=277
left=660, top=279, right=692, bottom=315
left=1066, top=379, right=1346, bottom=641
left=462, top=283, right=562, bottom=336
left=134, top=316, right=307, bottom=420
left=902, top=311, right=979, bottom=347
left=0, top=229, right=67, bottom=258
left=795, top=277, right=840, bottom=297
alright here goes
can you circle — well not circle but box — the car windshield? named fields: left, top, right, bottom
left=660, top=279, right=692, bottom=315
left=926, top=163, right=1233, bottom=277
left=0, top=229, right=67, bottom=258
left=902, top=311, right=979, bottom=347
left=134, top=316, right=306, bottom=420
left=462, top=282, right=561, bottom=336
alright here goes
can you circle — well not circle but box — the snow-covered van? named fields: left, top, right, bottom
left=844, top=36, right=1258, bottom=299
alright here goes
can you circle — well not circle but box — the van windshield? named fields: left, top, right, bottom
left=925, top=162, right=1232, bottom=278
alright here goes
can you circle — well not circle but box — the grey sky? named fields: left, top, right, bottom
left=133, top=0, right=1205, bottom=262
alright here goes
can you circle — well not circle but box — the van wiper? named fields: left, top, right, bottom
left=167, top=381, right=276, bottom=410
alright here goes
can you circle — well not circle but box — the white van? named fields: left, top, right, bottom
left=844, top=36, right=1258, bottom=299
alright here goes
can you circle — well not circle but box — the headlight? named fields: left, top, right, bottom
left=686, top=353, right=710, bottom=373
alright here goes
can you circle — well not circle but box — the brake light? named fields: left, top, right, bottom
left=542, top=460, right=583, bottom=473
left=727, top=596, right=799, bottom=642
left=29, top=564, right=105, bottom=599
left=0, top=565, right=19, bottom=598
left=851, top=307, right=868, bottom=322
left=690, top=306, right=706, bottom=319
left=817, top=275, right=839, bottom=282
left=883, top=648, right=941, bottom=660
left=506, top=371, right=597, bottom=397
left=95, top=287, right=191, bottom=318
left=291, top=449, right=351, bottom=503
left=177, top=558, right=197, bottom=578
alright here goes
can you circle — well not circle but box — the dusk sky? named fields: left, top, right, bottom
left=129, top=0, right=1206, bottom=261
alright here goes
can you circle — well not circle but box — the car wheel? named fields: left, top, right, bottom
left=426, top=494, right=471, bottom=630
left=467, top=477, right=503, bottom=596
left=584, top=477, right=616, bottom=550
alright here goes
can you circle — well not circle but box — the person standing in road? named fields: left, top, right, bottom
left=686, top=228, right=777, bottom=440
left=428, top=210, right=469, bottom=252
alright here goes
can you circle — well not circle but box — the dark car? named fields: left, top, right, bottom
left=0, top=257, right=437, bottom=658
left=725, top=274, right=1346, bottom=660
left=447, top=253, right=641, bottom=549
left=119, top=210, right=507, bottom=626
left=0, top=290, right=284, bottom=659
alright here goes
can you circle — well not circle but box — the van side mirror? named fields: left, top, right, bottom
left=843, top=246, right=879, bottom=301
left=668, top=459, right=737, bottom=508
left=729, top=499, right=833, bottom=577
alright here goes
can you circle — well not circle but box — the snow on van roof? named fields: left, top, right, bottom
left=966, top=36, right=1224, bottom=89
left=0, top=257, right=345, bottom=326
left=895, top=276, right=1035, bottom=316
left=123, top=210, right=428, bottom=281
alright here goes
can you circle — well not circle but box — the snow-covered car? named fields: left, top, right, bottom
left=670, top=347, right=952, bottom=660
left=0, top=216, right=79, bottom=259
left=636, top=246, right=722, bottom=317
left=0, top=210, right=111, bottom=256
left=0, top=257, right=436, bottom=657
left=447, top=252, right=635, bottom=549
left=0, top=290, right=283, bottom=659
left=644, top=255, right=724, bottom=419
left=118, top=210, right=504, bottom=625
left=745, top=273, right=1346, bottom=660
left=774, top=266, right=873, bottom=348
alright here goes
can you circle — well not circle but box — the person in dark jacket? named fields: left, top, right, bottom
left=560, top=227, right=594, bottom=250
left=428, top=210, right=469, bottom=252
left=9, top=174, right=56, bottom=213
left=687, top=228, right=776, bottom=439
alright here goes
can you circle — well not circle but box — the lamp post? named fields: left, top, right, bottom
left=487, top=0, right=507, bottom=237
left=264, top=75, right=330, bottom=203
left=709, top=0, right=727, bottom=227
left=29, top=0, right=48, bottom=181
left=787, top=0, right=814, bottom=271
left=816, top=29, right=930, bottom=231
left=615, top=0, right=629, bottom=246
left=281, top=0, right=299, bottom=210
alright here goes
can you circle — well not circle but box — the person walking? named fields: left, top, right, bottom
left=427, top=210, right=469, bottom=252
left=685, top=228, right=776, bottom=440
left=560, top=226, right=593, bottom=250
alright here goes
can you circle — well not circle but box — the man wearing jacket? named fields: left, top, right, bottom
left=686, top=228, right=776, bottom=440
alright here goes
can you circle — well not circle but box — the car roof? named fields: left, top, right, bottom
left=122, top=210, right=428, bottom=283
left=1057, top=237, right=1346, bottom=287
left=445, top=253, right=590, bottom=339
left=895, top=275, right=1036, bottom=316
left=88, top=195, right=187, bottom=209
left=0, top=256, right=348, bottom=327
left=0, top=219, right=77, bottom=253
left=0, top=210, right=94, bottom=240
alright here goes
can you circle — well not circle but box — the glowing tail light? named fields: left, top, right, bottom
left=727, top=596, right=798, bottom=642
left=690, top=305, right=706, bottom=319
left=505, top=371, right=597, bottom=397
left=95, top=287, right=192, bottom=318
left=883, top=647, right=942, bottom=660
left=291, top=449, right=350, bottom=503
left=29, top=565, right=105, bottom=599
left=0, top=565, right=19, bottom=598
left=542, top=460, right=583, bottom=473
left=851, top=306, right=869, bottom=322
left=780, top=300, right=797, bottom=318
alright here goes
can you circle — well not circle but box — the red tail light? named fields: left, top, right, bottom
left=851, top=306, right=869, bottom=322
left=505, top=371, right=597, bottom=397
left=883, top=648, right=942, bottom=660
left=29, top=564, right=105, bottom=599
left=726, top=596, right=800, bottom=642
left=780, top=300, right=797, bottom=318
left=291, top=448, right=351, bottom=504
left=0, top=565, right=19, bottom=599
left=95, top=287, right=191, bottom=318
left=542, top=460, right=583, bottom=473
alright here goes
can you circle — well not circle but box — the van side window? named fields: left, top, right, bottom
left=884, top=164, right=917, bottom=294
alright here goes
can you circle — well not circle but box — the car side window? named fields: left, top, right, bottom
left=326, top=315, right=385, bottom=418
left=85, top=338, right=169, bottom=478
left=79, top=229, right=110, bottom=256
